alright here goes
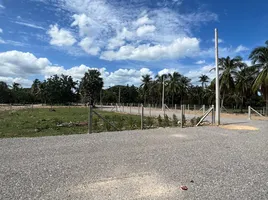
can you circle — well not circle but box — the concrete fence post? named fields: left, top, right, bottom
left=88, top=105, right=93, bottom=134
left=149, top=104, right=152, bottom=116
left=175, top=104, right=177, bottom=111
left=141, top=104, right=144, bottom=130
left=203, top=105, right=205, bottom=114
left=248, top=106, right=251, bottom=120
left=188, top=104, right=190, bottom=113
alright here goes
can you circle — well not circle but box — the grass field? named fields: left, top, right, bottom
left=0, top=107, right=169, bottom=138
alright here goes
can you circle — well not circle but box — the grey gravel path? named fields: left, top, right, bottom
left=1, top=120, right=268, bottom=200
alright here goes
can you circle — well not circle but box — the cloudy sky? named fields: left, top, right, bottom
left=0, top=0, right=268, bottom=88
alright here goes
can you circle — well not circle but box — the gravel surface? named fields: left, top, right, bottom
left=1, top=120, right=268, bottom=199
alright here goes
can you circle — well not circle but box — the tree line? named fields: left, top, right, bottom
left=0, top=41, right=267, bottom=113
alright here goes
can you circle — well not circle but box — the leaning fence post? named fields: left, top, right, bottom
left=89, top=105, right=93, bottom=134
left=248, top=106, right=251, bottom=120
left=141, top=104, right=144, bottom=130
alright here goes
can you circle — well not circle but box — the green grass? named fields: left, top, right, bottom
left=0, top=107, right=162, bottom=138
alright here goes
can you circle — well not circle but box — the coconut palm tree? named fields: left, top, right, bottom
left=80, top=70, right=104, bottom=105
left=198, top=74, right=210, bottom=88
left=167, top=72, right=181, bottom=107
left=233, top=64, right=256, bottom=110
left=211, top=56, right=245, bottom=108
left=179, top=76, right=191, bottom=104
left=155, top=74, right=168, bottom=106
left=140, top=74, right=152, bottom=104
left=249, top=41, right=268, bottom=115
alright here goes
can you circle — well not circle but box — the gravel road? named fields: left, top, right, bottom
left=1, top=120, right=268, bottom=199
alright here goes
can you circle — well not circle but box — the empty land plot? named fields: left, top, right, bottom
left=0, top=120, right=268, bottom=199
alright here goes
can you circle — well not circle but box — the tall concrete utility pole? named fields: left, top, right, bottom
left=162, top=76, right=165, bottom=111
left=215, top=28, right=220, bottom=125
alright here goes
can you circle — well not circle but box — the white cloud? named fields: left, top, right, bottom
left=44, top=0, right=217, bottom=60
left=235, top=45, right=249, bottom=53
left=134, top=15, right=154, bottom=26
left=0, top=38, right=5, bottom=44
left=0, top=50, right=50, bottom=77
left=79, top=37, right=100, bottom=56
left=136, top=25, right=156, bottom=37
left=14, top=21, right=45, bottom=30
left=0, top=77, right=32, bottom=88
left=0, top=28, right=2, bottom=33
left=47, top=24, right=76, bottom=46
left=199, top=44, right=250, bottom=58
left=185, top=64, right=215, bottom=85
left=0, top=4, right=5, bottom=9
left=158, top=68, right=177, bottom=76
left=101, top=37, right=200, bottom=61
left=102, top=68, right=154, bottom=87
left=107, top=27, right=134, bottom=50
left=195, top=60, right=206, bottom=64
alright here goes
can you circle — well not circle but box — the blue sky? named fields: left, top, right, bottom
left=0, top=0, right=268, bottom=88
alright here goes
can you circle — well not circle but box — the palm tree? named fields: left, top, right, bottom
left=198, top=74, right=209, bottom=88
left=178, top=76, right=191, bottom=104
left=211, top=56, right=245, bottom=108
left=167, top=72, right=181, bottom=107
left=140, top=74, right=152, bottom=104
left=233, top=64, right=256, bottom=111
left=80, top=70, right=104, bottom=105
left=249, top=41, right=268, bottom=115
left=155, top=74, right=168, bottom=106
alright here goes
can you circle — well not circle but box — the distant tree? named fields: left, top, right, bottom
left=198, top=74, right=210, bottom=88
left=0, top=81, right=12, bottom=103
left=80, top=70, right=103, bottom=105
left=140, top=74, right=152, bottom=104
left=31, top=79, right=42, bottom=102
left=167, top=72, right=181, bottom=107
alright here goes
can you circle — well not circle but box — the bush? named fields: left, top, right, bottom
left=172, top=114, right=178, bottom=127
left=127, top=117, right=136, bottom=129
left=145, top=117, right=154, bottom=128
left=163, top=114, right=170, bottom=127
left=157, top=115, right=163, bottom=127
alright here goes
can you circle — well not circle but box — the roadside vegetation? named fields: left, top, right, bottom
left=0, top=107, right=188, bottom=138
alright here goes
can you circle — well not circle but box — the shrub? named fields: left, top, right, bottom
left=172, top=114, right=178, bottom=127
left=163, top=114, right=170, bottom=127
left=146, top=117, right=154, bottom=128
left=157, top=115, right=163, bottom=127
